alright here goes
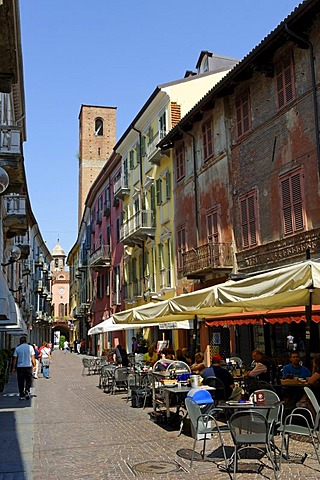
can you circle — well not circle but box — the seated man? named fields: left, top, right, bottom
left=202, top=354, right=242, bottom=400
left=282, top=351, right=311, bottom=379
left=246, top=350, right=273, bottom=382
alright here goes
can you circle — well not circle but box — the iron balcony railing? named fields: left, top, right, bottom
left=0, top=125, right=21, bottom=155
left=89, top=244, right=111, bottom=268
left=183, top=242, right=233, bottom=277
left=114, top=175, right=129, bottom=197
left=120, top=209, right=155, bottom=243
left=146, top=129, right=167, bottom=164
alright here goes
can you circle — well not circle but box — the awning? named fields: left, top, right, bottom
left=205, top=306, right=320, bottom=327
left=112, top=259, right=320, bottom=324
left=0, top=301, right=28, bottom=335
left=0, top=270, right=15, bottom=324
left=88, top=316, right=193, bottom=335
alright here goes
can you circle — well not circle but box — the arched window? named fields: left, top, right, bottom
left=95, top=118, right=103, bottom=136
left=58, top=303, right=64, bottom=318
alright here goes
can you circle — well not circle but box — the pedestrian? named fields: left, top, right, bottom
left=131, top=336, right=138, bottom=353
left=114, top=344, right=128, bottom=367
left=40, top=342, right=52, bottom=379
left=12, top=336, right=36, bottom=400
left=76, top=338, right=81, bottom=354
left=32, top=344, right=40, bottom=379
left=80, top=338, right=86, bottom=354
left=63, top=340, right=69, bottom=353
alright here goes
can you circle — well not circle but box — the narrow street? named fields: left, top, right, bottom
left=0, top=351, right=319, bottom=480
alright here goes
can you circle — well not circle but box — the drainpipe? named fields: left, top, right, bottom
left=131, top=125, right=146, bottom=297
left=284, top=24, right=320, bottom=174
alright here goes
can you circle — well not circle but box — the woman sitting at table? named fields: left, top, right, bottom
left=306, top=353, right=320, bottom=403
left=190, top=352, right=206, bottom=375
left=143, top=345, right=158, bottom=366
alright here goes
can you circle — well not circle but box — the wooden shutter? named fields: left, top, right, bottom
left=156, top=178, right=162, bottom=205
left=281, top=171, right=304, bottom=235
left=276, top=53, right=295, bottom=109
left=240, top=193, right=257, bottom=248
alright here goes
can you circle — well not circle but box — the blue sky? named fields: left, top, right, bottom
left=19, top=0, right=300, bottom=255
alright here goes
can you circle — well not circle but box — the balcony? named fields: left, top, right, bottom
left=120, top=209, right=155, bottom=245
left=3, top=195, right=27, bottom=237
left=89, top=244, right=111, bottom=270
left=183, top=242, right=233, bottom=278
left=146, top=130, right=167, bottom=165
left=15, top=235, right=30, bottom=259
left=0, top=126, right=21, bottom=157
left=114, top=175, right=130, bottom=198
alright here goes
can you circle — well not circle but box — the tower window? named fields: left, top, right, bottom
left=94, top=119, right=103, bottom=136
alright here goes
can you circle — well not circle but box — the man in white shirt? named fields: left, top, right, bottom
left=12, top=337, right=36, bottom=400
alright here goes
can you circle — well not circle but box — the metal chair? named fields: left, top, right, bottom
left=249, top=389, right=283, bottom=429
left=204, top=376, right=227, bottom=404
left=112, top=367, right=129, bottom=394
left=99, top=364, right=116, bottom=392
left=279, top=386, right=320, bottom=467
left=185, top=397, right=228, bottom=469
left=228, top=410, right=278, bottom=479
left=81, top=358, right=94, bottom=376
left=131, top=373, right=153, bottom=408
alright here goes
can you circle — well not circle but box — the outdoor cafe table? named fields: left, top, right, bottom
left=162, top=385, right=216, bottom=419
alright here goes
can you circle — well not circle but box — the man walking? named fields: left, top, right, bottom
left=12, top=337, right=36, bottom=400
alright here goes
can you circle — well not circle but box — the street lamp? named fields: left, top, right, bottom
left=2, top=245, right=21, bottom=266
left=0, top=166, right=9, bottom=194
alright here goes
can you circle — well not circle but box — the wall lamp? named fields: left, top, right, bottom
left=9, top=278, right=24, bottom=293
left=2, top=245, right=21, bottom=267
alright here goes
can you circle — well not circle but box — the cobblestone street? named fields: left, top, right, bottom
left=1, top=351, right=320, bottom=480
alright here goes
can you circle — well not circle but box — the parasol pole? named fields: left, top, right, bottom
left=305, top=247, right=312, bottom=369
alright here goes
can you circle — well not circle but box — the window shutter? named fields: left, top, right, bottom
left=150, top=184, right=155, bottom=211
left=129, top=150, right=134, bottom=169
left=248, top=195, right=257, bottom=245
left=240, top=199, right=249, bottom=248
left=276, top=53, right=295, bottom=109
left=165, top=171, right=171, bottom=200
left=156, top=178, right=162, bottom=205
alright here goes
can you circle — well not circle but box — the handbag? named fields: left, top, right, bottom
left=42, top=357, right=50, bottom=367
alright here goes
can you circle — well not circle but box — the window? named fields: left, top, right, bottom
left=165, top=171, right=171, bottom=200
left=106, top=225, right=111, bottom=247
left=239, top=190, right=259, bottom=248
left=97, top=274, right=104, bottom=298
left=202, top=120, right=214, bottom=160
left=116, top=217, right=120, bottom=242
left=235, top=90, right=251, bottom=138
left=280, top=168, right=305, bottom=236
left=206, top=209, right=219, bottom=244
left=94, top=118, right=103, bottom=136
left=159, top=112, right=167, bottom=136
left=175, top=144, right=185, bottom=181
left=58, top=303, right=64, bottom=318
left=129, top=150, right=134, bottom=170
left=177, top=227, right=186, bottom=270
left=275, top=52, right=295, bottom=109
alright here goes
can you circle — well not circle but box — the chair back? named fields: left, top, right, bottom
left=185, top=397, right=212, bottom=434
left=114, top=367, right=129, bottom=383
left=229, top=357, right=243, bottom=367
left=249, top=389, right=283, bottom=426
left=204, top=376, right=226, bottom=401
left=304, top=386, right=320, bottom=429
left=228, top=410, right=269, bottom=445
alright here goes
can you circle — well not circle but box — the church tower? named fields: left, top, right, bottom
left=78, top=104, right=116, bottom=226
left=51, top=240, right=70, bottom=324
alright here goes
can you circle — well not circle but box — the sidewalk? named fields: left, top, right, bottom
left=1, top=351, right=320, bottom=480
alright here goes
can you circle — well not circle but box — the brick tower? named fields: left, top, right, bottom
left=78, top=104, right=116, bottom=226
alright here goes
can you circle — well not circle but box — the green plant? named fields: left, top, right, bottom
left=59, top=335, right=66, bottom=350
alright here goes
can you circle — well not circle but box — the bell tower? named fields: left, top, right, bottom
left=78, top=104, right=116, bottom=226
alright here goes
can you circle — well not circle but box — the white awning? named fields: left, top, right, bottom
left=88, top=317, right=193, bottom=335
left=0, top=301, right=27, bottom=335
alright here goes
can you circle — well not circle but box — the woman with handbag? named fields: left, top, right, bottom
left=40, top=342, right=52, bottom=379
